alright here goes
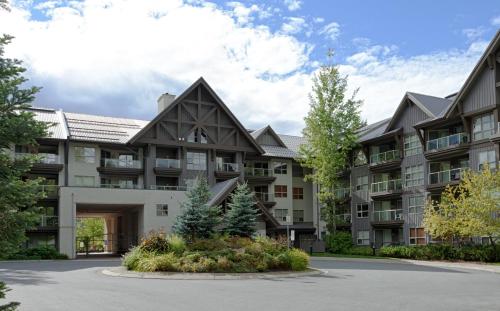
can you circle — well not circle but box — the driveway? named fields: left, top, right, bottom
left=1, top=257, right=499, bottom=311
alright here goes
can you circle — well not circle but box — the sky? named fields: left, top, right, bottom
left=1, top=0, right=499, bottom=135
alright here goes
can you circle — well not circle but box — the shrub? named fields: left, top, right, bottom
left=139, top=231, right=169, bottom=253
left=167, top=234, right=186, bottom=255
left=348, top=246, right=373, bottom=256
left=189, top=238, right=228, bottom=252
left=378, top=244, right=500, bottom=262
left=286, top=248, right=309, bottom=271
left=122, top=247, right=143, bottom=270
left=325, top=232, right=352, bottom=254
left=5, top=246, right=68, bottom=260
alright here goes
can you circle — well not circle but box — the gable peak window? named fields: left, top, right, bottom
left=187, top=128, right=208, bottom=144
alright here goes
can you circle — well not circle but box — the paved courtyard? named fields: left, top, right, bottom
left=1, top=257, right=499, bottom=311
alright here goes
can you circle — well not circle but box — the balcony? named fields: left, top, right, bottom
left=254, top=192, right=276, bottom=207
left=425, top=133, right=470, bottom=160
left=371, top=209, right=404, bottom=228
left=370, top=179, right=403, bottom=199
left=336, top=213, right=352, bottom=228
left=27, top=215, right=59, bottom=232
left=369, top=150, right=401, bottom=172
left=427, top=167, right=468, bottom=191
left=99, top=183, right=142, bottom=190
left=334, top=188, right=351, bottom=201
left=38, top=185, right=59, bottom=199
left=244, top=167, right=276, bottom=183
left=16, top=152, right=63, bottom=173
left=97, top=158, right=143, bottom=176
left=154, top=158, right=182, bottom=176
left=215, top=162, right=240, bottom=179
left=150, top=185, right=187, bottom=191
left=490, top=122, right=500, bottom=143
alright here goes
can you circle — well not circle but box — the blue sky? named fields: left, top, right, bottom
left=1, top=0, right=499, bottom=134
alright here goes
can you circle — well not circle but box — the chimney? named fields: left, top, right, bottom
left=157, top=93, right=176, bottom=113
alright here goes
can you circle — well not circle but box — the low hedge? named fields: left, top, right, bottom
left=2, top=246, right=68, bottom=260
left=379, top=244, right=500, bottom=262
left=123, top=233, right=310, bottom=273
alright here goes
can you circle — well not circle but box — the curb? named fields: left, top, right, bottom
left=400, top=259, right=500, bottom=274
left=102, top=266, right=325, bottom=280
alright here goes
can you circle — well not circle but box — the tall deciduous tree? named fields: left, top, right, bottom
left=423, top=165, right=500, bottom=245
left=298, top=52, right=363, bottom=235
left=173, top=177, right=221, bottom=240
left=224, top=183, right=259, bottom=237
left=0, top=34, right=49, bottom=257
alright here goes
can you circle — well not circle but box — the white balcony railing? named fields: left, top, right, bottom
left=150, top=185, right=187, bottom=191
left=244, top=167, right=273, bottom=177
left=427, top=133, right=469, bottom=151
left=371, top=179, right=402, bottom=193
left=373, top=209, right=403, bottom=222
left=254, top=192, right=275, bottom=202
left=429, top=167, right=468, bottom=184
left=38, top=215, right=58, bottom=227
left=15, top=152, right=60, bottom=164
left=370, top=150, right=400, bottom=165
left=102, top=158, right=142, bottom=169
left=217, top=162, right=239, bottom=172
left=99, top=183, right=142, bottom=189
left=155, top=158, right=181, bottom=169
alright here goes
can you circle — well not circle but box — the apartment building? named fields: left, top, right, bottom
left=13, top=31, right=500, bottom=258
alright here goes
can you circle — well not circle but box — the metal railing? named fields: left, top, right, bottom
left=254, top=192, right=275, bottom=202
left=37, top=215, right=58, bottom=227
left=373, top=209, right=403, bottom=222
left=371, top=179, right=403, bottom=193
left=428, top=167, right=468, bottom=184
left=216, top=162, right=239, bottom=172
left=370, top=150, right=400, bottom=165
left=336, top=213, right=352, bottom=224
left=150, top=185, right=187, bottom=191
left=15, top=152, right=60, bottom=164
left=155, top=158, right=181, bottom=169
left=38, top=185, right=59, bottom=197
left=427, top=133, right=469, bottom=151
left=244, top=167, right=273, bottom=177
left=102, top=158, right=142, bottom=169
left=99, top=183, right=142, bottom=189
left=334, top=187, right=350, bottom=200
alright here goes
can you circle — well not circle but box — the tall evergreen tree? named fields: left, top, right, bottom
left=173, top=177, right=221, bottom=240
left=0, top=34, right=49, bottom=257
left=224, top=183, right=259, bottom=237
left=298, top=52, right=363, bottom=235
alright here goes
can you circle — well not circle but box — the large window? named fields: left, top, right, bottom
left=472, top=113, right=494, bottom=141
left=405, top=165, right=424, bottom=187
left=409, top=228, right=426, bottom=245
left=357, top=230, right=370, bottom=245
left=74, top=176, right=95, bottom=187
left=478, top=150, right=496, bottom=170
left=293, top=210, right=304, bottom=222
left=353, top=150, right=367, bottom=166
left=404, top=133, right=422, bottom=156
left=274, top=209, right=289, bottom=222
left=356, top=203, right=368, bottom=218
left=273, top=162, right=288, bottom=174
left=355, top=176, right=368, bottom=192
left=275, top=185, right=288, bottom=198
left=292, top=187, right=303, bottom=200
left=74, top=147, right=96, bottom=163
left=186, top=152, right=207, bottom=170
left=408, top=195, right=424, bottom=215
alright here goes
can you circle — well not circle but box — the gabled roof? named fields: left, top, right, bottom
left=128, top=77, right=264, bottom=154
left=207, top=177, right=239, bottom=207
left=358, top=118, right=390, bottom=143
left=250, top=125, right=287, bottom=148
left=29, top=107, right=69, bottom=140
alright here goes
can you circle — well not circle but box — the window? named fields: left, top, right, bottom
left=156, top=204, right=168, bottom=216
left=478, top=150, right=496, bottom=170
left=293, top=210, right=304, bottom=222
left=187, top=128, right=208, bottom=144
left=74, top=147, right=96, bottom=163
left=408, top=195, right=424, bottom=215
left=274, top=209, right=289, bottom=222
left=74, top=176, right=95, bottom=187
left=356, top=203, right=368, bottom=218
left=273, top=162, right=288, bottom=174
left=409, top=228, right=426, bottom=245
left=357, top=230, right=370, bottom=245
left=355, top=176, right=368, bottom=192
left=292, top=187, right=303, bottom=199
left=353, top=150, right=367, bottom=166
left=186, top=152, right=207, bottom=170
left=275, top=185, right=288, bottom=198
left=404, top=133, right=422, bottom=156
left=292, top=165, right=304, bottom=177
left=405, top=165, right=424, bottom=187
left=472, top=113, right=494, bottom=141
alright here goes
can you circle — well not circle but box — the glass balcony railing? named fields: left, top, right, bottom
left=254, top=192, right=275, bottom=202
left=216, top=162, right=239, bottom=172
left=334, top=188, right=351, bottom=200
left=99, top=183, right=142, bottom=189
left=427, top=133, right=469, bottom=151
left=37, top=215, right=58, bottom=227
left=102, top=158, right=142, bottom=169
left=336, top=213, right=352, bottom=224
left=16, top=152, right=60, bottom=164
left=370, top=150, right=400, bottom=165
left=371, top=179, right=403, bottom=193
left=38, top=185, right=59, bottom=197
left=373, top=209, right=403, bottom=222
left=150, top=185, right=187, bottom=191
left=155, top=158, right=181, bottom=169
left=244, top=167, right=273, bottom=177
left=429, top=167, right=468, bottom=184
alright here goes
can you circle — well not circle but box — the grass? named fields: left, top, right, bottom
left=311, top=253, right=388, bottom=260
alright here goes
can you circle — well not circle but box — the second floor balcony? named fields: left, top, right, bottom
left=370, top=179, right=403, bottom=198
left=334, top=187, right=351, bottom=201
left=369, top=150, right=401, bottom=171
left=244, top=167, right=276, bottom=183
left=215, top=162, right=240, bottom=179
left=254, top=192, right=276, bottom=207
left=98, top=158, right=143, bottom=175
left=336, top=213, right=352, bottom=227
left=371, top=209, right=404, bottom=227
left=150, top=185, right=187, bottom=191
left=154, top=158, right=182, bottom=176
left=16, top=152, right=63, bottom=172
left=425, top=133, right=470, bottom=160
left=99, top=183, right=142, bottom=190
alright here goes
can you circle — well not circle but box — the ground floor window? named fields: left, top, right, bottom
left=156, top=204, right=169, bottom=216
left=409, top=227, right=426, bottom=245
left=274, top=209, right=289, bottom=222
left=293, top=210, right=304, bottom=222
left=357, top=230, right=370, bottom=245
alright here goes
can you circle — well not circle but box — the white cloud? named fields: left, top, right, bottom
left=320, top=22, right=340, bottom=41
left=313, top=17, right=324, bottom=24
left=283, top=0, right=301, bottom=11
left=281, top=17, right=306, bottom=34
left=462, top=27, right=486, bottom=41
left=491, top=15, right=500, bottom=26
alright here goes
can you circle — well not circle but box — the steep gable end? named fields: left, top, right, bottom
left=385, top=93, right=436, bottom=133
left=251, top=125, right=287, bottom=147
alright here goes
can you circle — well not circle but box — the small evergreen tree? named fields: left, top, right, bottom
left=224, top=183, right=259, bottom=237
left=0, top=282, right=19, bottom=311
left=173, top=177, right=221, bottom=240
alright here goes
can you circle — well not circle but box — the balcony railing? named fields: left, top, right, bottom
left=38, top=215, right=58, bottom=227
left=16, top=152, right=60, bottom=164
left=216, top=162, right=239, bottom=172
left=38, top=185, right=59, bottom=197
left=334, top=187, right=350, bottom=200
left=155, top=158, right=181, bottom=169
left=150, top=185, right=187, bottom=191
left=99, top=183, right=142, bottom=189
left=254, top=192, right=275, bottom=202
left=427, top=133, right=469, bottom=151
left=429, top=167, right=468, bottom=185
left=102, top=158, right=142, bottom=169
left=336, top=213, right=352, bottom=224
left=244, top=167, right=273, bottom=177
left=370, top=150, right=400, bottom=165
left=373, top=209, right=403, bottom=222
left=371, top=179, right=403, bottom=193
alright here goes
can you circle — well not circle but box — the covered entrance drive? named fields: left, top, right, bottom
left=75, top=204, right=142, bottom=256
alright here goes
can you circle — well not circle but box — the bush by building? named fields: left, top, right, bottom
left=1, top=246, right=68, bottom=260
left=378, top=244, right=500, bottom=262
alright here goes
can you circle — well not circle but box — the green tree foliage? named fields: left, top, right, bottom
left=298, top=52, right=363, bottom=234
left=224, top=183, right=259, bottom=237
left=76, top=217, right=106, bottom=253
left=0, top=35, right=49, bottom=257
left=423, top=165, right=500, bottom=245
left=173, top=177, right=221, bottom=240
left=0, top=282, right=19, bottom=311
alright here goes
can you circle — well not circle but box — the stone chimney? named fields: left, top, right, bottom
left=157, top=93, right=176, bottom=113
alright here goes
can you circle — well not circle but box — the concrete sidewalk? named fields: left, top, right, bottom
left=401, top=259, right=500, bottom=274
